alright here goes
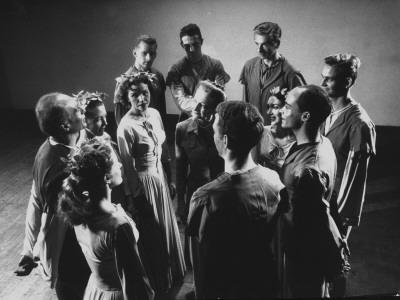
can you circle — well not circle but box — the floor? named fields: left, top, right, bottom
left=0, top=127, right=399, bottom=299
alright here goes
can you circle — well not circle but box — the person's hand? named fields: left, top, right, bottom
left=169, top=183, right=176, bottom=199
left=15, top=255, right=37, bottom=276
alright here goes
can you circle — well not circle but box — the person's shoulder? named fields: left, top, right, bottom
left=347, top=102, right=375, bottom=127
left=148, top=107, right=162, bottom=119
left=168, top=57, right=187, bottom=71
left=176, top=118, right=193, bottom=131
left=254, top=165, right=284, bottom=190
left=243, top=56, right=261, bottom=68
left=280, top=56, right=301, bottom=73
left=192, top=173, right=230, bottom=198
left=150, top=67, right=164, bottom=79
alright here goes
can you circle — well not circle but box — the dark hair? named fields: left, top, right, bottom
left=135, top=34, right=157, bottom=48
left=253, top=22, right=281, bottom=47
left=296, top=85, right=332, bottom=129
left=197, top=80, right=227, bottom=109
left=35, top=92, right=72, bottom=137
left=120, top=73, right=154, bottom=107
left=215, top=101, right=264, bottom=154
left=179, top=23, right=203, bottom=43
left=58, top=139, right=113, bottom=227
left=85, top=100, right=105, bottom=118
left=324, top=53, right=361, bottom=84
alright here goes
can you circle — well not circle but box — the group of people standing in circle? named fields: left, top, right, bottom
left=15, top=20, right=376, bottom=300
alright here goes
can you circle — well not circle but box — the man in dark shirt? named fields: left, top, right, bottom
left=16, top=93, right=90, bottom=299
left=240, top=22, right=305, bottom=124
left=114, top=35, right=166, bottom=125
left=279, top=85, right=345, bottom=297
left=187, top=101, right=284, bottom=299
left=166, top=24, right=230, bottom=121
left=321, top=53, right=376, bottom=296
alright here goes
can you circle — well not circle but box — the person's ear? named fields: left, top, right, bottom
left=345, top=76, right=353, bottom=89
left=132, top=48, right=137, bottom=58
left=104, top=174, right=111, bottom=185
left=274, top=40, right=280, bottom=49
left=301, top=111, right=310, bottom=122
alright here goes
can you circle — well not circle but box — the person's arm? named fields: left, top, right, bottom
left=117, top=126, right=143, bottom=199
left=287, top=71, right=307, bottom=89
left=213, top=60, right=231, bottom=86
left=239, top=64, right=248, bottom=102
left=114, top=223, right=155, bottom=300
left=175, top=125, right=189, bottom=218
left=16, top=180, right=41, bottom=276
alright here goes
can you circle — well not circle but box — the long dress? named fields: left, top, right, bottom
left=74, top=204, right=154, bottom=300
left=117, top=108, right=186, bottom=295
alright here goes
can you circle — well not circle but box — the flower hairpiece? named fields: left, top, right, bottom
left=73, top=90, right=107, bottom=112
left=270, top=86, right=288, bottom=97
left=117, top=71, right=159, bottom=90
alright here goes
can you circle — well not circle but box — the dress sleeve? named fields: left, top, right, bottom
left=117, top=125, right=144, bottom=198
left=114, top=223, right=155, bottom=300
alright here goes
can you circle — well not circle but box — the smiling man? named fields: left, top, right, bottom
left=166, top=24, right=230, bottom=122
left=114, top=35, right=166, bottom=125
left=240, top=22, right=306, bottom=124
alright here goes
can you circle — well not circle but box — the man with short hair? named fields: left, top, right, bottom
left=279, top=85, right=345, bottom=297
left=16, top=93, right=90, bottom=299
left=240, top=21, right=305, bottom=124
left=321, top=53, right=376, bottom=296
left=187, top=101, right=284, bottom=299
left=114, top=35, right=166, bottom=124
left=166, top=23, right=230, bottom=121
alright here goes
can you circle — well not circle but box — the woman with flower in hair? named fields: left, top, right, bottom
left=58, top=139, right=154, bottom=300
left=117, top=73, right=186, bottom=297
left=254, top=87, right=295, bottom=173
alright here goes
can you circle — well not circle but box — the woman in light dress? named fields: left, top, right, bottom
left=117, top=73, right=186, bottom=298
left=58, top=139, right=154, bottom=300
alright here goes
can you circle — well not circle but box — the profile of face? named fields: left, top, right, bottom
left=127, top=82, right=151, bottom=113
left=254, top=33, right=278, bottom=61
left=266, top=95, right=284, bottom=129
left=108, top=149, right=123, bottom=188
left=85, top=104, right=107, bottom=136
left=212, top=113, right=225, bottom=157
left=321, top=65, right=348, bottom=98
left=134, top=41, right=157, bottom=71
left=63, top=97, right=84, bottom=134
left=280, top=87, right=304, bottom=129
left=181, top=34, right=203, bottom=62
left=193, top=86, right=216, bottom=124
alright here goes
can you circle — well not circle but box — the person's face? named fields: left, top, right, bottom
left=108, top=150, right=123, bottom=188
left=280, top=87, right=304, bottom=129
left=266, top=95, right=284, bottom=127
left=321, top=65, right=348, bottom=98
left=134, top=42, right=157, bottom=71
left=85, top=104, right=107, bottom=136
left=63, top=98, right=84, bottom=134
left=212, top=113, right=225, bottom=157
left=254, top=33, right=278, bottom=61
left=127, top=83, right=151, bottom=113
left=181, top=35, right=202, bottom=62
left=193, top=86, right=215, bottom=123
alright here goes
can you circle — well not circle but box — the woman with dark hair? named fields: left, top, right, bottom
left=117, top=73, right=186, bottom=297
left=254, top=87, right=295, bottom=172
left=58, top=139, right=154, bottom=300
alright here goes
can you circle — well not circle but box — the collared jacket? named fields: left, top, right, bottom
left=322, top=101, right=376, bottom=226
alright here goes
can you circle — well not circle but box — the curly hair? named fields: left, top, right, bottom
left=324, top=53, right=361, bottom=84
left=253, top=22, right=281, bottom=47
left=58, top=138, right=114, bottom=227
left=119, top=73, right=154, bottom=107
left=215, top=101, right=264, bottom=154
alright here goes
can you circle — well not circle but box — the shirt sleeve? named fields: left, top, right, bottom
left=213, top=59, right=231, bottom=86
left=349, top=120, right=376, bottom=155
left=175, top=124, right=189, bottom=204
left=114, top=223, right=155, bottom=300
left=286, top=71, right=307, bottom=89
left=22, top=180, right=42, bottom=257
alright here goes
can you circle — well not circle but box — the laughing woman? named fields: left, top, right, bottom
left=116, top=73, right=186, bottom=298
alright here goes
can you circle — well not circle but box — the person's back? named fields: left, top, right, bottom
left=188, top=165, right=282, bottom=298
